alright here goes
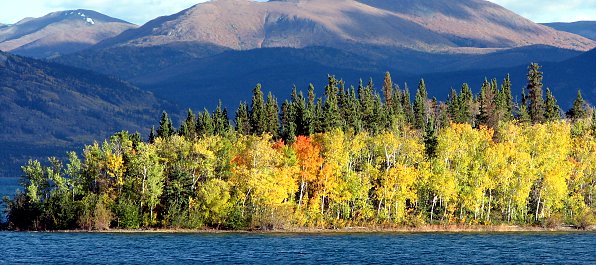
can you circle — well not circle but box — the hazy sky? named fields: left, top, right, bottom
left=1, top=0, right=595, bottom=25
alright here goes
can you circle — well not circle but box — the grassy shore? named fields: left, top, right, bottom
left=50, top=224, right=596, bottom=234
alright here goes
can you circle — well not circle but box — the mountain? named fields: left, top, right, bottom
left=96, top=0, right=594, bottom=52
left=0, top=10, right=137, bottom=58
left=56, top=0, right=595, bottom=79
left=543, top=21, right=596, bottom=41
left=0, top=51, right=173, bottom=176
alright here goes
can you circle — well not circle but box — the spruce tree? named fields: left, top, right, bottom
left=402, top=83, right=414, bottom=126
left=265, top=92, right=280, bottom=138
left=196, top=110, right=214, bottom=136
left=459, top=83, right=473, bottom=124
left=544, top=88, right=561, bottom=122
left=383, top=71, right=393, bottom=108
left=323, top=75, right=342, bottom=131
left=179, top=109, right=196, bottom=138
left=413, top=79, right=428, bottom=129
left=423, top=118, right=438, bottom=159
left=567, top=90, right=587, bottom=120
left=526, top=63, right=545, bottom=123
left=305, top=84, right=316, bottom=135
left=250, top=84, right=267, bottom=135
left=235, top=102, right=251, bottom=135
left=213, top=101, right=229, bottom=135
left=148, top=126, right=156, bottom=144
left=281, top=100, right=296, bottom=142
left=500, top=74, right=514, bottom=121
left=447, top=88, right=459, bottom=122
left=157, top=111, right=174, bottom=138
left=518, top=88, right=531, bottom=123
left=478, top=78, right=498, bottom=128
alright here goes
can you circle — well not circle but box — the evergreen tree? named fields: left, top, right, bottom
left=518, top=88, right=531, bottom=123
left=322, top=75, right=342, bottom=131
left=447, top=88, right=459, bottom=122
left=423, top=118, right=438, bottom=159
left=250, top=84, right=267, bottom=135
left=157, top=111, right=174, bottom=138
left=459, top=83, right=474, bottom=124
left=413, top=79, right=428, bottom=129
left=265, top=92, right=280, bottom=138
left=148, top=126, right=156, bottom=144
left=526, top=63, right=545, bottom=123
left=179, top=109, right=196, bottom=139
left=235, top=102, right=251, bottom=135
left=196, top=110, right=214, bottom=136
left=212, top=101, right=230, bottom=135
left=544, top=88, right=561, bottom=122
left=383, top=71, right=393, bottom=108
left=401, top=83, right=414, bottom=126
left=500, top=74, right=514, bottom=121
left=305, top=84, right=316, bottom=135
left=281, top=100, right=296, bottom=142
left=478, top=78, right=498, bottom=128
left=567, top=90, right=588, bottom=120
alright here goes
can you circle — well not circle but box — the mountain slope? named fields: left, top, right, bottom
left=543, top=21, right=596, bottom=41
left=0, top=10, right=137, bottom=58
left=0, top=51, right=173, bottom=175
left=97, top=0, right=594, bottom=52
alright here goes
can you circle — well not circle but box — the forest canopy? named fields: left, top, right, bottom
left=3, top=64, right=596, bottom=231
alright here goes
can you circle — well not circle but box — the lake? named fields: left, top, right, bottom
left=0, top=232, right=594, bottom=264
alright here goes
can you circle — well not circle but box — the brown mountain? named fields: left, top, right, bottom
left=96, top=0, right=594, bottom=52
left=0, top=10, right=137, bottom=58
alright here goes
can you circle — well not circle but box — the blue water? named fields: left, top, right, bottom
left=0, top=232, right=594, bottom=264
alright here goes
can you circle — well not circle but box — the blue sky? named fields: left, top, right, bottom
left=1, top=0, right=595, bottom=25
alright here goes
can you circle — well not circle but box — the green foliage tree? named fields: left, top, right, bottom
left=526, top=63, right=545, bottom=124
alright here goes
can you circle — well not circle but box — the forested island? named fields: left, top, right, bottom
left=2, top=63, right=595, bottom=231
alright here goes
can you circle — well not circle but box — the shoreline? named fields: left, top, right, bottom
left=37, top=224, right=596, bottom=234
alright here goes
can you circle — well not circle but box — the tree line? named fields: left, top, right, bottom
left=2, top=63, right=595, bottom=230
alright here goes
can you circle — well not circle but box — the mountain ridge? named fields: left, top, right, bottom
left=0, top=9, right=137, bottom=58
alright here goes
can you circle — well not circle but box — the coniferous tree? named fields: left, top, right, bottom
left=478, top=78, right=498, bottom=128
left=148, top=126, right=156, bottom=144
left=567, top=90, right=588, bottom=121
left=281, top=100, right=296, bottom=142
left=179, top=109, right=196, bottom=139
left=196, top=110, right=214, bottom=136
left=157, top=111, right=174, bottom=138
left=401, top=83, right=414, bottom=126
left=305, top=84, right=316, bottom=135
left=413, top=79, right=428, bottom=129
left=423, top=118, right=438, bottom=159
left=383, top=71, right=393, bottom=108
left=235, top=102, right=251, bottom=135
left=213, top=101, right=230, bottom=135
left=526, top=63, right=545, bottom=123
left=447, top=88, right=460, bottom=122
left=265, top=92, right=280, bottom=138
left=500, top=74, right=514, bottom=121
left=322, top=75, right=342, bottom=131
left=544, top=88, right=561, bottom=122
left=250, top=84, right=267, bottom=135
left=459, top=83, right=474, bottom=124
left=518, top=88, right=531, bottom=123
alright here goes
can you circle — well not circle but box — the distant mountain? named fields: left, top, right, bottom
left=96, top=0, right=594, bottom=52
left=0, top=10, right=137, bottom=58
left=543, top=21, right=596, bottom=41
left=0, top=51, right=173, bottom=176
